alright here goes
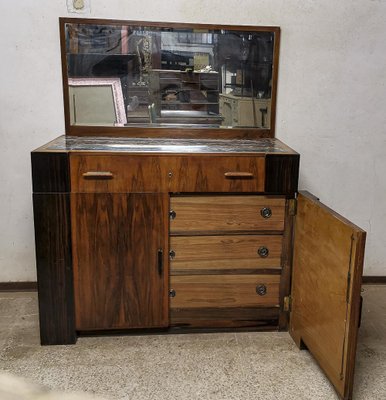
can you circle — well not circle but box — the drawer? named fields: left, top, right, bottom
left=170, top=235, right=283, bottom=274
left=170, top=196, right=286, bottom=234
left=70, top=155, right=168, bottom=193
left=168, top=156, right=265, bottom=193
left=170, top=275, right=280, bottom=308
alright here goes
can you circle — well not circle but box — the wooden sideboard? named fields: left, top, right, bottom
left=32, top=135, right=365, bottom=400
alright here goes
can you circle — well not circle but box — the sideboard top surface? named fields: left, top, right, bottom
left=33, top=136, right=297, bottom=155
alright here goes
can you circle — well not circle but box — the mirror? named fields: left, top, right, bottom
left=61, top=19, right=279, bottom=136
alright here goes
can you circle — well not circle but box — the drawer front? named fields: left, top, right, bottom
left=170, top=196, right=285, bottom=234
left=168, top=156, right=265, bottom=193
left=70, top=155, right=168, bottom=193
left=170, top=275, right=280, bottom=309
left=170, top=235, right=283, bottom=274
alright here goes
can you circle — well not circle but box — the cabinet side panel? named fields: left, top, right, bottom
left=33, top=193, right=76, bottom=345
left=31, top=152, right=70, bottom=193
left=265, top=154, right=299, bottom=195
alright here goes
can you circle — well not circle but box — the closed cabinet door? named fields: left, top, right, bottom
left=71, top=193, right=168, bottom=330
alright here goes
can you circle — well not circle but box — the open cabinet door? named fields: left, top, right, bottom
left=290, top=191, right=366, bottom=400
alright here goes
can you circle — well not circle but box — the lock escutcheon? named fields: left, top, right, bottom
left=257, top=246, right=269, bottom=258
left=256, top=284, right=267, bottom=296
left=260, top=207, right=272, bottom=219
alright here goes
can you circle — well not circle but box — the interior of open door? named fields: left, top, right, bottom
left=290, top=191, right=366, bottom=400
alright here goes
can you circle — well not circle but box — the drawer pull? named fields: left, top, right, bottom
left=257, top=246, right=269, bottom=258
left=157, top=249, right=163, bottom=276
left=82, top=171, right=113, bottom=179
left=256, top=284, right=267, bottom=296
left=169, top=289, right=176, bottom=298
left=260, top=207, right=272, bottom=219
left=169, top=250, right=176, bottom=260
left=224, top=172, right=254, bottom=178
left=169, top=210, right=176, bottom=220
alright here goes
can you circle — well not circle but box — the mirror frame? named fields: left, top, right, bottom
left=60, top=17, right=280, bottom=139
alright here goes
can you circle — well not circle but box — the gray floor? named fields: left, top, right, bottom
left=0, top=286, right=385, bottom=400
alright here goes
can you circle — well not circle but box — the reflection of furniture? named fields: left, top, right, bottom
left=149, top=69, right=219, bottom=116
left=68, top=78, right=127, bottom=126
left=220, top=93, right=271, bottom=128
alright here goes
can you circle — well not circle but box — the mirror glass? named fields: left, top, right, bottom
left=64, top=21, right=277, bottom=130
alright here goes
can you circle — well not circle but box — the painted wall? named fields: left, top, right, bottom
left=0, top=0, right=385, bottom=281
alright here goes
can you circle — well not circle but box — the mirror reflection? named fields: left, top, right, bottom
left=65, top=21, right=276, bottom=129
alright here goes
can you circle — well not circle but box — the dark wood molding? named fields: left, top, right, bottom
left=33, top=192, right=76, bottom=345
left=31, top=152, right=70, bottom=193
left=362, top=276, right=386, bottom=284
left=265, top=154, right=300, bottom=195
left=0, top=282, right=37, bottom=292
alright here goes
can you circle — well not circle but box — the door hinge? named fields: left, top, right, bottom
left=289, top=199, right=297, bottom=216
left=284, top=295, right=292, bottom=312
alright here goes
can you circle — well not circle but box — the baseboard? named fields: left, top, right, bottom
left=362, top=276, right=386, bottom=285
left=0, top=282, right=38, bottom=292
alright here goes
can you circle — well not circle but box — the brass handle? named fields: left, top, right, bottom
left=82, top=171, right=113, bottom=179
left=224, top=172, right=254, bottom=178
left=260, top=207, right=272, bottom=219
left=256, top=284, right=267, bottom=296
left=257, top=246, right=269, bottom=258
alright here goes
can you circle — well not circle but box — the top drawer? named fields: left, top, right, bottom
left=70, top=154, right=265, bottom=193
left=70, top=155, right=168, bottom=193
left=170, top=195, right=286, bottom=234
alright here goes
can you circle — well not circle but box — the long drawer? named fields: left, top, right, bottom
left=170, top=275, right=280, bottom=308
left=170, top=235, right=283, bottom=274
left=70, top=154, right=265, bottom=193
left=170, top=196, right=286, bottom=234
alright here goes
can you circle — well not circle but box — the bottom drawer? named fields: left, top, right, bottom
left=170, top=275, right=280, bottom=329
left=170, top=275, right=280, bottom=309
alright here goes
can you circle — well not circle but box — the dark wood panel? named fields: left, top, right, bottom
left=170, top=196, right=285, bottom=233
left=265, top=154, right=300, bottom=195
left=31, top=152, right=70, bottom=193
left=72, top=193, right=169, bottom=330
left=169, top=156, right=265, bottom=193
left=70, top=155, right=168, bottom=193
left=33, top=193, right=76, bottom=345
left=170, top=307, right=279, bottom=329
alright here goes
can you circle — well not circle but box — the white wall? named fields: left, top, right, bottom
left=0, top=0, right=385, bottom=281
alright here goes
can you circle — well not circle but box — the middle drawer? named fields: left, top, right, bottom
left=170, top=235, right=283, bottom=274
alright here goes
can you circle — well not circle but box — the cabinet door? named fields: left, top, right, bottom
left=290, top=191, right=366, bottom=400
left=72, top=193, right=168, bottom=330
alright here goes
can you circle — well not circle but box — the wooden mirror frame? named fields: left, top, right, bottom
left=60, top=17, right=280, bottom=139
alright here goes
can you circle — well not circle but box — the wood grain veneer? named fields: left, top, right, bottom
left=170, top=196, right=285, bottom=234
left=71, top=193, right=169, bottom=330
left=289, top=191, right=366, bottom=400
left=170, top=275, right=280, bottom=309
left=170, top=235, right=283, bottom=274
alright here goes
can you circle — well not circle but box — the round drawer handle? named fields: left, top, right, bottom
left=257, top=246, right=269, bottom=258
left=256, top=284, right=267, bottom=296
left=260, top=207, right=272, bottom=219
left=169, top=289, right=176, bottom=298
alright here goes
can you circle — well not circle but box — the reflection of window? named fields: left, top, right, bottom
left=177, top=32, right=213, bottom=45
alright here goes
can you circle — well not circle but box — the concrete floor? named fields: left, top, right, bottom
left=0, top=286, right=385, bottom=400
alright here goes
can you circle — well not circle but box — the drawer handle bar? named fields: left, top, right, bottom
left=82, top=171, right=113, bottom=179
left=224, top=172, right=254, bottom=178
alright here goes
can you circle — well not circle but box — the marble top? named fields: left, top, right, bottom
left=36, top=136, right=296, bottom=154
